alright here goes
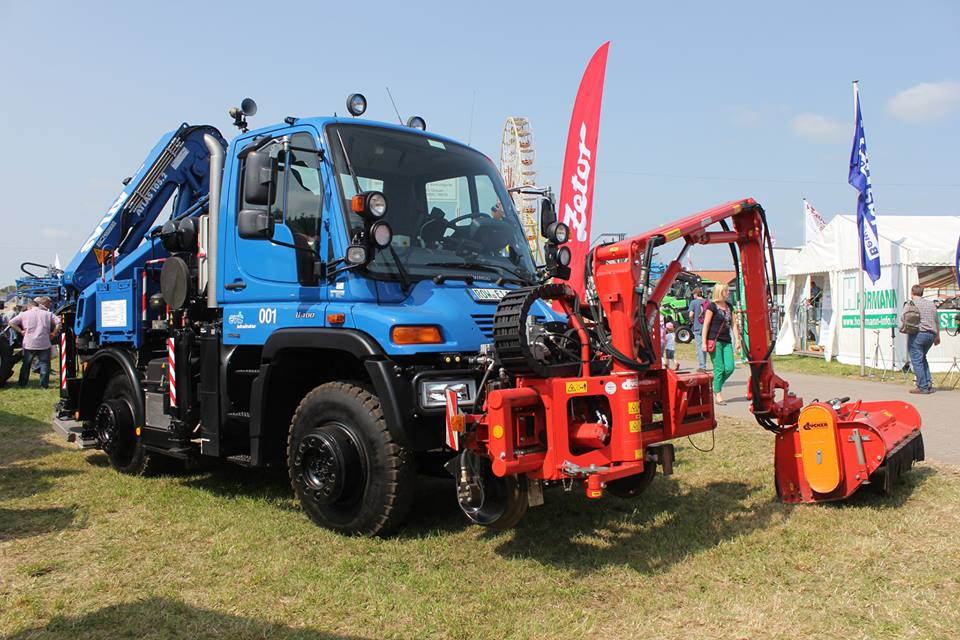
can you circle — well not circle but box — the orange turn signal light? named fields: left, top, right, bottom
left=327, top=313, right=346, bottom=325
left=351, top=194, right=366, bottom=213
left=391, top=325, right=443, bottom=345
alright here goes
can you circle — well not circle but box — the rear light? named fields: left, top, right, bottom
left=391, top=325, right=443, bottom=345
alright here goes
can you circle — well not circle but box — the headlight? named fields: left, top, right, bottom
left=370, top=221, right=393, bottom=248
left=557, top=245, right=572, bottom=266
left=548, top=221, right=570, bottom=244
left=406, top=115, right=426, bottom=131
left=367, top=192, right=387, bottom=218
left=346, top=93, right=367, bottom=117
left=419, top=379, right=476, bottom=409
left=345, top=245, right=368, bottom=265
left=350, top=191, right=388, bottom=219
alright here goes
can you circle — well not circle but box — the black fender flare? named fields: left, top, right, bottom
left=78, top=348, right=145, bottom=428
left=250, top=328, right=408, bottom=463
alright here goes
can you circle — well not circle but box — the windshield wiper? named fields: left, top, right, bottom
left=425, top=261, right=534, bottom=285
left=388, top=246, right=412, bottom=292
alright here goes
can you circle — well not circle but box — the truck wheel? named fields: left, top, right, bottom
left=0, top=338, right=13, bottom=386
left=96, top=373, right=164, bottom=475
left=676, top=326, right=693, bottom=344
left=288, top=381, right=415, bottom=537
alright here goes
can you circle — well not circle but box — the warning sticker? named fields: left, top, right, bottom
left=628, top=401, right=640, bottom=415
left=565, top=381, right=588, bottom=394
left=629, top=420, right=640, bottom=433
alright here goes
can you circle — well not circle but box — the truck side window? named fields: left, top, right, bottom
left=282, top=133, right=323, bottom=247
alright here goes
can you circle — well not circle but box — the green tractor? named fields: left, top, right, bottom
left=659, top=271, right=702, bottom=344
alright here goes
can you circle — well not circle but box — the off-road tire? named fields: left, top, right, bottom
left=675, top=326, right=693, bottom=344
left=99, top=374, right=166, bottom=475
left=287, top=381, right=415, bottom=537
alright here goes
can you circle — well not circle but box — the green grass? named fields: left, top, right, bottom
left=2, top=382, right=960, bottom=639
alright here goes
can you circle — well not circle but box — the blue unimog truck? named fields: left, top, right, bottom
left=52, top=96, right=570, bottom=536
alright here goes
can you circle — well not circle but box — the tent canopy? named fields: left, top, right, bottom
left=785, top=214, right=960, bottom=276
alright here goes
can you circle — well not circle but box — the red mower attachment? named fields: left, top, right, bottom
left=443, top=199, right=924, bottom=529
left=775, top=398, right=924, bottom=502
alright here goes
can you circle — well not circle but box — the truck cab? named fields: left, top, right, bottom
left=54, top=98, right=566, bottom=536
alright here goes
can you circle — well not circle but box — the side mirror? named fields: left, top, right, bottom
left=539, top=197, right=557, bottom=238
left=237, top=209, right=275, bottom=240
left=243, top=150, right=277, bottom=206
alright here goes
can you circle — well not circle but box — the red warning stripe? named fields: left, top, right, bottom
left=167, top=337, right=177, bottom=407
left=60, top=332, right=67, bottom=390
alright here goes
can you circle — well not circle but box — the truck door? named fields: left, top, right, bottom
left=224, top=129, right=327, bottom=292
left=221, top=128, right=329, bottom=342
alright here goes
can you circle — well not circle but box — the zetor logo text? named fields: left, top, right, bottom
left=562, top=122, right=592, bottom=242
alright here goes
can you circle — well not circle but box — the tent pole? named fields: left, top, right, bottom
left=857, top=246, right=867, bottom=378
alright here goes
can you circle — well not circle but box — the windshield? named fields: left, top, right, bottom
left=327, top=124, right=536, bottom=283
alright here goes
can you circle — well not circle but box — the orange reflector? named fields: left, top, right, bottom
left=351, top=194, right=366, bottom=213
left=391, top=325, right=443, bottom=345
left=450, top=414, right=466, bottom=433
left=327, top=313, right=346, bottom=325
left=93, top=248, right=110, bottom=265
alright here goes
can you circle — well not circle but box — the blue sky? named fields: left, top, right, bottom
left=1, top=0, right=957, bottom=283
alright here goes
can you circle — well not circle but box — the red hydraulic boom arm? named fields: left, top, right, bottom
left=588, top=198, right=801, bottom=427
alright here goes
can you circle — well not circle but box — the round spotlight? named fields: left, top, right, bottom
left=240, top=97, right=258, bottom=116
left=370, top=221, right=394, bottom=248
left=366, top=191, right=387, bottom=218
left=346, top=93, right=367, bottom=117
left=547, top=222, right=570, bottom=245
left=557, top=246, right=572, bottom=267
left=346, top=245, right=369, bottom=265
left=406, top=115, right=426, bottom=130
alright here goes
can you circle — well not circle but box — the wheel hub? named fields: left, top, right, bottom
left=94, top=399, right=133, bottom=455
left=297, top=427, right=363, bottom=505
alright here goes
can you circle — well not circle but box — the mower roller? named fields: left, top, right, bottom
left=445, top=198, right=923, bottom=528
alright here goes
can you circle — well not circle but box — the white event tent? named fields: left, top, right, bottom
left=775, top=214, right=960, bottom=373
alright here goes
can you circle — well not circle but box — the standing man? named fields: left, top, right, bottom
left=906, top=285, right=940, bottom=395
left=8, top=297, right=60, bottom=389
left=688, top=287, right=707, bottom=372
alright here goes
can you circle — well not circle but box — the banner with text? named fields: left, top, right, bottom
left=558, top=42, right=610, bottom=297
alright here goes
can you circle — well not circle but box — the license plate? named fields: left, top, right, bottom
left=468, top=287, right=510, bottom=303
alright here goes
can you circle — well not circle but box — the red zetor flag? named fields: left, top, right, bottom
left=558, top=41, right=610, bottom=297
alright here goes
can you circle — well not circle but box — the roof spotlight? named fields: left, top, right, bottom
left=406, top=115, right=426, bottom=131
left=346, top=93, right=367, bottom=117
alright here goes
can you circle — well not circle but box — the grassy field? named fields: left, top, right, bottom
left=2, top=384, right=960, bottom=639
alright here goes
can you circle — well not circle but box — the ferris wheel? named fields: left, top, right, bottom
left=499, top=116, right=544, bottom=262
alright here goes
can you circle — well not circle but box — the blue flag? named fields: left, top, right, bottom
left=955, top=233, right=960, bottom=288
left=848, top=86, right=881, bottom=283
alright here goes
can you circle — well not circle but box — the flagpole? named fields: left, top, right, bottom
left=802, top=198, right=807, bottom=246
left=854, top=80, right=866, bottom=377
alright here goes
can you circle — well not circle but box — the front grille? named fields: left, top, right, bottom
left=471, top=314, right=495, bottom=339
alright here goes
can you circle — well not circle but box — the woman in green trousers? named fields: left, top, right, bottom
left=701, top=282, right=739, bottom=405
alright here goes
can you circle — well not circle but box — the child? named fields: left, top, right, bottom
left=664, top=322, right=679, bottom=370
